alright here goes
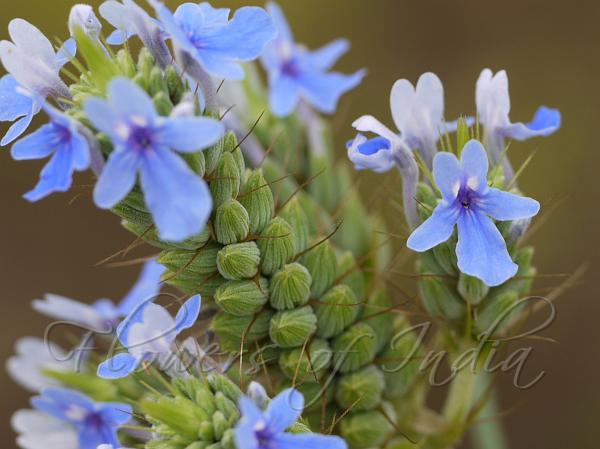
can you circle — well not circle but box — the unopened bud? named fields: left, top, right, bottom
left=337, top=251, right=366, bottom=301
left=314, top=285, right=359, bottom=339
left=210, top=152, right=241, bottom=208
left=164, top=65, right=184, bottom=104
left=214, top=278, right=269, bottom=317
left=303, top=241, right=337, bottom=297
left=239, top=169, right=275, bottom=234
left=257, top=217, right=294, bottom=276
left=210, top=310, right=273, bottom=353
left=269, top=306, right=318, bottom=348
left=158, top=244, right=220, bottom=277
left=339, top=408, right=394, bottom=449
left=214, top=200, right=250, bottom=245
left=336, top=364, right=385, bottom=412
left=69, top=4, right=102, bottom=40
left=418, top=261, right=465, bottom=321
left=153, top=91, right=174, bottom=116
left=332, top=323, right=377, bottom=373
left=360, top=288, right=393, bottom=353
left=280, top=197, right=310, bottom=254
left=216, top=242, right=260, bottom=281
left=458, top=273, right=489, bottom=305
left=137, top=48, right=156, bottom=80
left=269, top=263, right=312, bottom=310
left=279, top=339, right=332, bottom=382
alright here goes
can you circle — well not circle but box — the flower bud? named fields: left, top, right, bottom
left=115, top=49, right=136, bottom=78
left=137, top=48, right=156, bottom=80
left=475, top=291, right=521, bottom=336
left=418, top=261, right=465, bottom=321
left=340, top=408, right=394, bottom=449
left=314, top=285, right=359, bottom=339
left=332, top=323, right=377, bottom=373
left=282, top=380, right=335, bottom=413
left=164, top=65, right=184, bottom=104
left=432, top=240, right=459, bottom=276
left=211, top=152, right=241, bottom=208
left=204, top=137, right=224, bottom=175
left=257, top=218, right=295, bottom=276
left=182, top=150, right=206, bottom=177
left=210, top=310, right=273, bottom=353
left=269, top=306, right=318, bottom=348
left=336, top=364, right=385, bottom=412
left=162, top=272, right=226, bottom=297
left=69, top=4, right=102, bottom=40
left=158, top=244, right=220, bottom=277
left=113, top=202, right=153, bottom=228
left=337, top=251, right=366, bottom=301
left=269, top=263, right=312, bottom=310
left=360, top=288, right=393, bottom=353
left=229, top=141, right=246, bottom=181
left=216, top=242, right=260, bottom=281
left=279, top=339, right=332, bottom=382
left=133, top=72, right=148, bottom=92
left=149, top=66, right=169, bottom=97
left=153, top=91, right=174, bottom=116
left=239, top=169, right=275, bottom=234
left=458, top=273, right=489, bottom=305
left=214, top=278, right=269, bottom=317
left=303, top=241, right=337, bottom=297
left=214, top=199, right=250, bottom=245
left=280, top=197, right=309, bottom=254
left=416, top=182, right=437, bottom=221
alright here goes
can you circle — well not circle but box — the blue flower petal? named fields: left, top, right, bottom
left=78, top=422, right=119, bottom=449
left=272, top=433, right=348, bottom=449
left=174, top=295, right=202, bottom=332
left=10, top=124, right=56, bottom=160
left=0, top=75, right=34, bottom=121
left=32, top=388, right=94, bottom=423
left=432, top=152, right=461, bottom=201
left=139, top=147, right=212, bottom=241
left=297, top=70, right=366, bottom=114
left=108, top=77, right=157, bottom=120
left=306, top=38, right=350, bottom=71
left=55, top=38, right=77, bottom=68
left=117, top=260, right=165, bottom=316
left=269, top=75, right=300, bottom=117
left=106, top=29, right=127, bottom=46
left=407, top=203, right=459, bottom=252
left=266, top=2, right=294, bottom=44
left=502, top=106, right=561, bottom=141
left=456, top=210, right=517, bottom=286
left=93, top=148, right=141, bottom=209
left=460, top=140, right=489, bottom=194
left=23, top=148, right=73, bottom=202
left=84, top=97, right=120, bottom=138
left=97, top=353, right=140, bottom=379
left=357, top=136, right=390, bottom=155
left=264, top=388, right=304, bottom=433
left=1, top=110, right=36, bottom=146
left=480, top=188, right=540, bottom=221
left=155, top=117, right=224, bottom=152
left=98, top=402, right=133, bottom=426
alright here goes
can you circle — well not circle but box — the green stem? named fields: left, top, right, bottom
left=469, top=374, right=509, bottom=449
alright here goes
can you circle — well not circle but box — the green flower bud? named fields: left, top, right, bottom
left=239, top=169, right=275, bottom=235
left=475, top=290, right=521, bottom=335
left=211, top=152, right=241, bottom=208
left=137, top=48, right=155, bottom=79
left=207, top=373, right=242, bottom=403
left=214, top=391, right=240, bottom=422
left=215, top=278, right=269, bottom=316
left=336, top=364, right=385, bottom=412
left=133, top=72, right=148, bottom=92
left=215, top=200, right=250, bottom=245
left=270, top=306, right=318, bottom=348
left=360, top=288, right=393, bottom=353
left=282, top=380, right=335, bottom=412
left=280, top=197, right=310, bottom=254
left=337, top=251, right=366, bottom=301
left=153, top=91, right=174, bottom=116
left=432, top=240, right=458, bottom=276
left=456, top=117, right=471, bottom=155
left=165, top=65, right=184, bottom=104
left=158, top=244, right=220, bottom=277
left=212, top=411, right=228, bottom=441
left=115, top=49, right=136, bottom=77
left=113, top=202, right=153, bottom=227
left=204, top=138, right=224, bottom=174
left=333, top=190, right=371, bottom=258
left=257, top=217, right=294, bottom=276
left=163, top=272, right=226, bottom=297
left=458, top=273, right=489, bottom=305
left=182, top=150, right=206, bottom=177
left=149, top=66, right=168, bottom=96
left=217, top=242, right=260, bottom=280
left=269, top=263, right=312, bottom=310
left=418, top=261, right=465, bottom=320
left=314, top=285, right=359, bottom=339
left=416, top=182, right=437, bottom=221
left=229, top=141, right=246, bottom=181
left=279, top=338, right=332, bottom=382
left=304, top=241, right=337, bottom=297
left=211, top=310, right=273, bottom=352
left=340, top=409, right=394, bottom=449
left=332, top=323, right=377, bottom=373
left=142, top=395, right=208, bottom=441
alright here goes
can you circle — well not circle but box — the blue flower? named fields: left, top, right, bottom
left=30, top=388, right=132, bottom=449
left=261, top=2, right=365, bottom=117
left=84, top=77, right=224, bottom=241
left=11, top=104, right=90, bottom=201
left=97, top=295, right=201, bottom=379
left=32, top=259, right=165, bottom=332
left=0, top=20, right=73, bottom=145
left=407, top=140, right=540, bottom=286
left=235, top=387, right=347, bottom=449
left=150, top=1, right=276, bottom=80
left=476, top=69, right=561, bottom=157
left=346, top=133, right=395, bottom=173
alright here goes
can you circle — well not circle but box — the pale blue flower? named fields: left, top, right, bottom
left=11, top=104, right=90, bottom=202
left=0, top=19, right=73, bottom=145
left=32, top=259, right=165, bottom=332
left=150, top=1, right=276, bottom=80
left=84, top=77, right=224, bottom=241
left=407, top=140, right=540, bottom=286
left=97, top=295, right=201, bottom=379
left=12, top=408, right=79, bottom=449
left=235, top=387, right=347, bottom=449
left=476, top=68, right=561, bottom=167
left=346, top=134, right=395, bottom=173
left=67, top=4, right=107, bottom=57
left=261, top=2, right=365, bottom=117
left=30, top=388, right=132, bottom=449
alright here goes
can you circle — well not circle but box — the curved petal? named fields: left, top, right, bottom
left=93, top=148, right=141, bottom=209
left=433, top=152, right=462, bottom=201
left=0, top=74, right=34, bottom=121
left=106, top=29, right=127, bottom=46
left=407, top=203, right=459, bottom=252
left=297, top=70, right=365, bottom=114
left=352, top=115, right=398, bottom=142
left=306, top=38, right=350, bottom=71
left=264, top=388, right=304, bottom=433
left=456, top=210, right=517, bottom=286
left=56, top=38, right=77, bottom=68
left=2, top=108, right=37, bottom=146
left=32, top=388, right=94, bottom=423
left=10, top=124, right=57, bottom=160
left=97, top=353, right=140, bottom=379
left=390, top=78, right=415, bottom=133
left=347, top=134, right=395, bottom=173
left=415, top=72, right=444, bottom=124
left=155, top=117, right=224, bottom=152
left=23, top=148, right=74, bottom=202
left=174, top=295, right=202, bottom=332
left=117, top=260, right=165, bottom=316
left=266, top=1, right=294, bottom=44
left=98, top=402, right=133, bottom=426
left=460, top=140, right=489, bottom=193
left=196, top=50, right=245, bottom=79
left=8, top=19, right=55, bottom=68
left=272, top=433, right=348, bottom=449
left=501, top=106, right=561, bottom=141
left=139, top=147, right=212, bottom=241
left=78, top=422, right=119, bottom=449
left=476, top=69, right=510, bottom=129
left=480, top=188, right=540, bottom=221
left=108, top=78, right=157, bottom=120
left=269, top=75, right=300, bottom=117
left=84, top=97, right=120, bottom=137
left=32, top=294, right=104, bottom=330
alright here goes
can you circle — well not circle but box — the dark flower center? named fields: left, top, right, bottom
left=281, top=58, right=300, bottom=78
left=457, top=185, right=477, bottom=209
left=130, top=125, right=155, bottom=152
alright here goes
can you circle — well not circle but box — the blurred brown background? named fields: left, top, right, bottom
left=0, top=0, right=598, bottom=447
